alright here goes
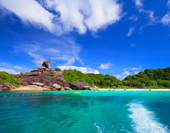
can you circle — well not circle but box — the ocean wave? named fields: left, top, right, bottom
left=127, top=102, right=169, bottom=133
left=94, top=122, right=103, bottom=133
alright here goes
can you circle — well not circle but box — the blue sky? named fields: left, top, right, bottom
left=0, top=0, right=170, bottom=79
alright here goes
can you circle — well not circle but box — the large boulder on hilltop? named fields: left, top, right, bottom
left=42, top=60, right=51, bottom=68
left=0, top=82, right=16, bottom=91
left=70, top=82, right=91, bottom=90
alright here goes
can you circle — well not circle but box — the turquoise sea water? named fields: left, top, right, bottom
left=1, top=91, right=170, bottom=133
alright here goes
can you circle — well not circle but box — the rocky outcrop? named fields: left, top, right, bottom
left=0, top=82, right=16, bottom=91
left=17, top=66, right=69, bottom=89
left=53, top=84, right=61, bottom=89
left=51, top=84, right=61, bottom=91
left=30, top=82, right=44, bottom=87
left=42, top=60, right=51, bottom=68
left=64, top=87, right=73, bottom=91
left=14, top=61, right=98, bottom=91
left=70, top=82, right=91, bottom=90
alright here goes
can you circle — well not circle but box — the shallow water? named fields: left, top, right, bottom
left=1, top=91, right=170, bottom=133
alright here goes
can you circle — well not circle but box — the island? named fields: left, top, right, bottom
left=0, top=60, right=170, bottom=91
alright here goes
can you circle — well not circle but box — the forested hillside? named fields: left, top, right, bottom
left=122, top=67, right=170, bottom=88
left=63, top=70, right=119, bottom=88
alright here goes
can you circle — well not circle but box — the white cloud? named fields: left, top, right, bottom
left=134, top=0, right=157, bottom=26
left=33, top=58, right=46, bottom=67
left=14, top=37, right=82, bottom=66
left=127, top=27, right=135, bottom=37
left=148, top=11, right=156, bottom=22
left=116, top=66, right=143, bottom=79
left=0, top=62, right=31, bottom=74
left=58, top=66, right=99, bottom=74
left=134, top=0, right=143, bottom=8
left=0, top=0, right=122, bottom=34
left=122, top=71, right=131, bottom=76
left=44, top=0, right=122, bottom=34
left=0, top=68, right=20, bottom=75
left=115, top=71, right=131, bottom=80
left=161, top=12, right=170, bottom=26
left=0, top=0, right=55, bottom=32
left=134, top=71, right=140, bottom=74
left=124, top=66, right=142, bottom=71
left=115, top=74, right=122, bottom=79
left=129, top=15, right=138, bottom=21
left=131, top=66, right=142, bottom=71
left=167, top=0, right=170, bottom=8
left=14, top=65, right=22, bottom=71
left=139, top=10, right=157, bottom=32
left=99, top=63, right=113, bottom=69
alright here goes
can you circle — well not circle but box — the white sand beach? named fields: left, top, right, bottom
left=98, top=89, right=170, bottom=91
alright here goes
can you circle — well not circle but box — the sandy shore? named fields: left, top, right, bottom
left=98, top=89, right=170, bottom=91
left=11, top=85, right=51, bottom=91
left=10, top=86, right=170, bottom=92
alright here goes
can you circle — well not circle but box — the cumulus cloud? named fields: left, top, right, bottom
left=0, top=0, right=55, bottom=32
left=127, top=27, right=135, bottom=37
left=14, top=37, right=82, bottom=66
left=161, top=12, right=170, bottom=26
left=99, top=63, right=113, bottom=69
left=58, top=66, right=99, bottom=74
left=0, top=0, right=122, bottom=34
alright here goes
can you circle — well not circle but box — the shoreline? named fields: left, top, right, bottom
left=98, top=89, right=170, bottom=91
left=7, top=88, right=170, bottom=92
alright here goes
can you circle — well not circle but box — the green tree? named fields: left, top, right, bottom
left=55, top=68, right=61, bottom=71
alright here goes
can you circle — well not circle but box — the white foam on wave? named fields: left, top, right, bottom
left=127, top=102, right=169, bottom=133
left=94, top=122, right=102, bottom=133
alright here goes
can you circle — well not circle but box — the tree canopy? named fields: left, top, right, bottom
left=63, top=69, right=119, bottom=88
left=122, top=67, right=170, bottom=88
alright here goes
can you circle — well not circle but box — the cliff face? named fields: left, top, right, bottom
left=17, top=67, right=69, bottom=88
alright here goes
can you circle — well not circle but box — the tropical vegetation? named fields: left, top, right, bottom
left=0, top=72, right=21, bottom=87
